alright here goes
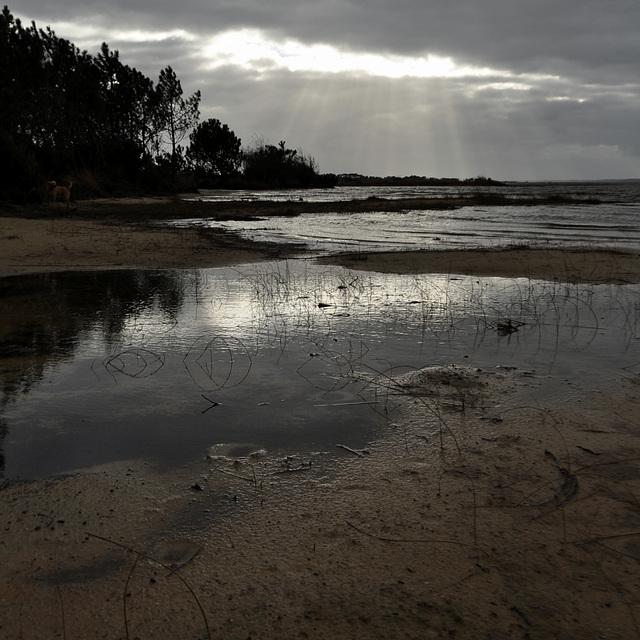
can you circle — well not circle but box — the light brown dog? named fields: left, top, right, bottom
left=47, top=180, right=72, bottom=207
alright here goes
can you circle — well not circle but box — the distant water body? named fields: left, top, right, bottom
left=183, top=182, right=640, bottom=253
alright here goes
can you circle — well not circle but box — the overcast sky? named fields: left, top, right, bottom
left=12, top=0, right=640, bottom=180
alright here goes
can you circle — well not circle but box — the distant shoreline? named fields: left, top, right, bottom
left=0, top=189, right=606, bottom=224
left=334, top=176, right=640, bottom=187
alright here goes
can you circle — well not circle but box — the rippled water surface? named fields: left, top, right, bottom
left=2, top=262, right=639, bottom=480
left=186, top=182, right=640, bottom=252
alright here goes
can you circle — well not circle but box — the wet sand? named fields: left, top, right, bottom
left=0, top=200, right=293, bottom=277
left=2, top=196, right=640, bottom=283
left=2, top=196, right=640, bottom=639
left=320, top=246, right=640, bottom=284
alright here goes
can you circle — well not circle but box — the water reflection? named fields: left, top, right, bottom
left=0, top=270, right=187, bottom=400
left=0, top=263, right=638, bottom=481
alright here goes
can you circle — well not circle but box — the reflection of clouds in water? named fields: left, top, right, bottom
left=3, top=262, right=640, bottom=479
left=162, top=263, right=637, bottom=366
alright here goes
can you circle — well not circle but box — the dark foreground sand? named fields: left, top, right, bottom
left=2, top=197, right=640, bottom=639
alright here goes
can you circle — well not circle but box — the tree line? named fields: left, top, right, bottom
left=0, top=6, right=336, bottom=203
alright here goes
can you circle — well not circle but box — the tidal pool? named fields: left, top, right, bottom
left=1, top=261, right=638, bottom=480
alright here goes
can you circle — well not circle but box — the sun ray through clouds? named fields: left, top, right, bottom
left=200, top=29, right=506, bottom=80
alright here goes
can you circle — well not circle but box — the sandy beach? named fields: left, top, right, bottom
left=2, top=196, right=640, bottom=639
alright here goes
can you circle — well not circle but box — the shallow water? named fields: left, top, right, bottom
left=194, top=181, right=640, bottom=204
left=181, top=182, right=640, bottom=253
left=197, top=205, right=640, bottom=252
left=1, top=262, right=639, bottom=481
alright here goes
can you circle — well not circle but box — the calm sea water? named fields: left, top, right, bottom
left=185, top=182, right=640, bottom=253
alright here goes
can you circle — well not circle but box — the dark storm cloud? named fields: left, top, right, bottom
left=15, top=0, right=640, bottom=76
left=193, top=65, right=639, bottom=178
left=10, top=0, right=640, bottom=178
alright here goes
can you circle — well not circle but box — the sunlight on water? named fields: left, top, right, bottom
left=180, top=182, right=640, bottom=252
left=193, top=182, right=640, bottom=204
left=1, top=262, right=639, bottom=481
left=191, top=205, right=640, bottom=252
